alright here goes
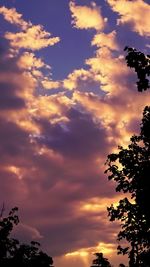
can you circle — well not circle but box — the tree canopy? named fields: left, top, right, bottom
left=105, top=47, right=150, bottom=267
left=90, top=252, right=112, bottom=267
left=105, top=106, right=150, bottom=266
left=124, top=47, right=150, bottom=92
left=0, top=207, right=53, bottom=267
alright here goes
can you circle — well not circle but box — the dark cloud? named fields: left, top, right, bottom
left=126, top=117, right=141, bottom=134
left=40, top=212, right=118, bottom=256
left=0, top=117, right=29, bottom=158
left=0, top=82, right=25, bottom=110
left=0, top=43, right=27, bottom=110
left=36, top=107, right=109, bottom=159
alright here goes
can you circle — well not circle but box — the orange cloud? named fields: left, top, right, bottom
left=17, top=51, right=54, bottom=83
left=42, top=79, right=61, bottom=90
left=17, top=52, right=47, bottom=70
left=91, top=31, right=119, bottom=50
left=107, top=0, right=150, bottom=36
left=30, top=93, right=71, bottom=120
left=63, top=69, right=93, bottom=90
left=69, top=1, right=107, bottom=30
left=86, top=47, right=129, bottom=94
left=5, top=25, right=60, bottom=51
left=0, top=10, right=61, bottom=90
left=0, top=5, right=30, bottom=30
left=0, top=6, right=60, bottom=52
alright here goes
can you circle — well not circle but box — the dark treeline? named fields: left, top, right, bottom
left=1, top=48, right=150, bottom=267
left=0, top=207, right=53, bottom=267
left=104, top=47, right=150, bottom=267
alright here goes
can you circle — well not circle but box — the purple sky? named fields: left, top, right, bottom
left=0, top=1, right=150, bottom=266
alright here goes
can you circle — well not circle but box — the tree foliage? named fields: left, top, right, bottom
left=105, top=46, right=150, bottom=266
left=91, top=252, right=112, bottom=267
left=0, top=207, right=53, bottom=267
left=124, top=47, right=150, bottom=92
left=105, top=106, right=150, bottom=266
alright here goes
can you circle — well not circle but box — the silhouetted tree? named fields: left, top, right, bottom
left=0, top=207, right=53, bottom=267
left=90, top=252, right=112, bottom=267
left=104, top=47, right=150, bottom=266
left=105, top=105, right=150, bottom=267
left=124, top=47, right=150, bottom=92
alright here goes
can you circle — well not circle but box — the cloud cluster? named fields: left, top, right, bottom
left=0, top=5, right=61, bottom=90
left=0, top=39, right=117, bottom=264
left=0, top=5, right=60, bottom=52
left=107, top=0, right=150, bottom=36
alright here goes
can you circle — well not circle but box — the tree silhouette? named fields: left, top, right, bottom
left=0, top=207, right=53, bottom=267
left=105, top=105, right=150, bottom=267
left=90, top=252, right=112, bottom=267
left=104, top=47, right=150, bottom=266
left=124, top=47, right=150, bottom=92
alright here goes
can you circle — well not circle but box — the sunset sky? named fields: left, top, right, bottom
left=0, top=0, right=150, bottom=266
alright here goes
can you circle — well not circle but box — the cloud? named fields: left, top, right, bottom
left=63, top=69, right=94, bottom=90
left=73, top=50, right=150, bottom=148
left=35, top=107, right=110, bottom=159
left=91, top=31, right=119, bottom=51
left=85, top=47, right=130, bottom=95
left=107, top=0, right=150, bottom=36
left=17, top=52, right=55, bottom=82
left=0, top=48, right=36, bottom=112
left=0, top=6, right=60, bottom=52
left=5, top=25, right=60, bottom=51
left=0, top=6, right=61, bottom=91
left=69, top=1, right=107, bottom=30
left=12, top=223, right=43, bottom=243
left=30, top=93, right=72, bottom=120
left=17, top=52, right=47, bottom=70
left=42, top=79, right=61, bottom=90
left=0, top=41, right=119, bottom=264
left=0, top=6, right=30, bottom=30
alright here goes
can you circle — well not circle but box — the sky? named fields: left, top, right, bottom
left=0, top=0, right=150, bottom=266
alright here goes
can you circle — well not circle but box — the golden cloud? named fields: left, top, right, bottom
left=69, top=1, right=107, bottom=30
left=107, top=0, right=150, bottom=36
left=42, top=79, right=61, bottom=90
left=63, top=69, right=93, bottom=90
left=0, top=6, right=60, bottom=52
left=17, top=52, right=47, bottom=70
left=86, top=47, right=129, bottom=94
left=91, top=31, right=119, bottom=51
left=0, top=6, right=30, bottom=30
left=29, top=93, right=72, bottom=120
left=5, top=25, right=60, bottom=51
left=64, top=242, right=116, bottom=267
left=0, top=7, right=60, bottom=88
